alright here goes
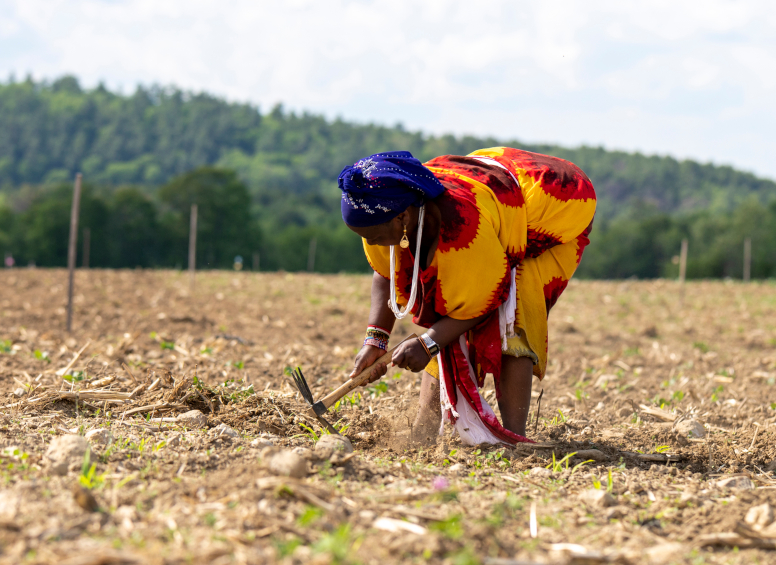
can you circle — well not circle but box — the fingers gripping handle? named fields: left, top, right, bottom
left=318, top=333, right=418, bottom=409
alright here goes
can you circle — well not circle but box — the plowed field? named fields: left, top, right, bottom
left=2, top=269, right=776, bottom=564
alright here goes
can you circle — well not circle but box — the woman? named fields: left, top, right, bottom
left=341, top=147, right=595, bottom=445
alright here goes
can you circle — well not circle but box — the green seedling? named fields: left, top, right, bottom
left=297, top=423, right=320, bottom=442
left=160, top=341, right=175, bottom=350
left=0, top=340, right=12, bottom=354
left=367, top=381, right=388, bottom=397
left=34, top=349, right=51, bottom=362
left=79, top=450, right=106, bottom=490
left=606, top=469, right=614, bottom=493
left=297, top=505, right=324, bottom=526
left=711, top=385, right=724, bottom=402
left=693, top=341, right=709, bottom=353
left=429, top=515, right=464, bottom=539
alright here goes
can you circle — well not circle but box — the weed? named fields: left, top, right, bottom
left=693, top=341, right=709, bottom=353
left=606, top=469, right=614, bottom=493
left=273, top=536, right=302, bottom=558
left=203, top=513, right=217, bottom=527
left=0, top=340, right=12, bottom=354
left=711, top=385, right=724, bottom=402
left=312, top=524, right=359, bottom=564
left=429, top=514, right=463, bottom=539
left=297, top=505, right=324, bottom=526
left=79, top=450, right=106, bottom=490
left=297, top=423, right=320, bottom=442
left=366, top=381, right=388, bottom=397
left=160, top=341, right=175, bottom=350
left=33, top=349, right=51, bottom=362
left=446, top=546, right=480, bottom=565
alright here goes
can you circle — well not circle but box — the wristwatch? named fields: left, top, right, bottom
left=419, top=333, right=440, bottom=357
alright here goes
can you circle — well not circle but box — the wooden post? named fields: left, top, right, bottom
left=253, top=252, right=260, bottom=272
left=66, top=173, right=83, bottom=332
left=678, top=239, right=688, bottom=283
left=744, top=237, right=752, bottom=282
left=82, top=228, right=90, bottom=269
left=307, top=237, right=317, bottom=272
left=188, top=204, right=197, bottom=288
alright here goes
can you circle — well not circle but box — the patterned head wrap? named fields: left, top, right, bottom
left=338, top=151, right=445, bottom=227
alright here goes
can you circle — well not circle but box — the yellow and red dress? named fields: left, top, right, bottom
left=363, top=147, right=596, bottom=443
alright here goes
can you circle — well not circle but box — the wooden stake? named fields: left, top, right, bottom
left=188, top=203, right=197, bottom=288
left=66, top=173, right=83, bottom=333
left=82, top=227, right=90, bottom=269
left=307, top=237, right=317, bottom=272
left=744, top=237, right=752, bottom=283
left=678, top=238, right=688, bottom=283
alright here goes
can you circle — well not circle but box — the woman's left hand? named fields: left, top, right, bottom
left=391, top=338, right=432, bottom=372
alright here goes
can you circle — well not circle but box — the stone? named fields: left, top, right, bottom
left=448, top=463, right=465, bottom=474
left=84, top=428, right=112, bottom=445
left=715, top=476, right=754, bottom=490
left=45, top=434, right=89, bottom=472
left=251, top=438, right=274, bottom=448
left=268, top=450, right=308, bottom=478
left=766, top=459, right=776, bottom=473
left=13, top=387, right=25, bottom=398
left=529, top=467, right=553, bottom=478
left=745, top=504, right=774, bottom=529
left=208, top=423, right=239, bottom=439
left=314, top=434, right=353, bottom=460
left=574, top=449, right=608, bottom=462
left=617, top=406, right=633, bottom=418
left=675, top=419, right=705, bottom=439
left=291, top=447, right=314, bottom=460
left=580, top=489, right=616, bottom=507
left=176, top=410, right=207, bottom=429
left=604, top=505, right=628, bottom=520
left=645, top=543, right=686, bottom=564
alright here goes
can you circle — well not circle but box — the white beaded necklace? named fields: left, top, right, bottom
left=389, top=205, right=425, bottom=319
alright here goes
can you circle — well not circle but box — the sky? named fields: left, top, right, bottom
left=1, top=0, right=775, bottom=179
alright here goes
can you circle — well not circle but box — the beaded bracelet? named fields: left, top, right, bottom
left=364, top=325, right=390, bottom=350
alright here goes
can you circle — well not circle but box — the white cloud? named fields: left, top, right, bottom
left=1, top=0, right=775, bottom=178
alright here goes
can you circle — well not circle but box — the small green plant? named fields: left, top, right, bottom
left=203, top=513, right=217, bottom=527
left=606, top=469, right=614, bottom=493
left=0, top=340, right=12, bottom=354
left=769, top=402, right=776, bottom=410
left=273, top=537, right=301, bottom=558
left=160, top=341, right=175, bottom=350
left=63, top=371, right=85, bottom=383
left=79, top=450, right=106, bottom=490
left=366, top=381, right=388, bottom=397
left=200, top=347, right=213, bottom=355
left=297, top=423, right=320, bottom=442
left=33, top=349, right=51, bottom=362
left=297, top=505, right=324, bottom=526
left=312, top=524, right=358, bottom=563
left=693, top=341, right=709, bottom=353
left=591, top=475, right=602, bottom=490
left=711, top=385, right=724, bottom=402
left=671, top=390, right=685, bottom=403
left=429, top=514, right=464, bottom=539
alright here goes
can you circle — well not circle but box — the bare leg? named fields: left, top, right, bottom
left=497, top=356, right=534, bottom=437
left=411, top=372, right=441, bottom=444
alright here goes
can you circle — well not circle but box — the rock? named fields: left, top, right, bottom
left=176, top=410, right=207, bottom=429
left=575, top=449, right=608, bottom=462
left=766, top=459, right=776, bottom=473
left=529, top=467, right=553, bottom=478
left=71, top=484, right=100, bottom=512
left=314, top=434, right=353, bottom=460
left=251, top=438, right=274, bottom=448
left=291, top=447, right=314, bottom=460
left=617, top=406, right=633, bottom=418
left=604, top=505, right=628, bottom=520
left=268, top=450, right=308, bottom=478
left=166, top=434, right=183, bottom=448
left=13, top=387, right=25, bottom=398
left=208, top=423, right=239, bottom=439
left=580, top=489, right=616, bottom=507
left=645, top=543, right=686, bottom=564
left=675, top=419, right=705, bottom=439
left=448, top=463, right=465, bottom=474
left=84, top=428, right=112, bottom=445
left=45, top=434, right=89, bottom=473
left=745, top=504, right=774, bottom=529
left=715, top=476, right=754, bottom=490
left=0, top=491, right=20, bottom=521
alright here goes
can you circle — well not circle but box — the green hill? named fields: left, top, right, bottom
left=1, top=76, right=775, bottom=278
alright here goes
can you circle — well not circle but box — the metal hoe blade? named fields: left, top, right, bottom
left=290, top=367, right=340, bottom=435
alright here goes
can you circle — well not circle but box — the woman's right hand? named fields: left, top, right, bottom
left=349, top=345, right=388, bottom=385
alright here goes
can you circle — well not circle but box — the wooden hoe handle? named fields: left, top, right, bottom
left=318, top=333, right=418, bottom=409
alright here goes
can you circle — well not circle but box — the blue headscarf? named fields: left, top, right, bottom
left=338, top=151, right=445, bottom=227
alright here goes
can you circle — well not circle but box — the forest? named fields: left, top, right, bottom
left=1, top=75, right=775, bottom=278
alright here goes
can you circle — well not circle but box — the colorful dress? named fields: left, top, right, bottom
left=362, top=147, right=596, bottom=444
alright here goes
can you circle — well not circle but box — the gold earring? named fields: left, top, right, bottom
left=399, top=225, right=410, bottom=249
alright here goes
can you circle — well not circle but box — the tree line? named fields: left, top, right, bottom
left=1, top=166, right=775, bottom=278
left=1, top=75, right=776, bottom=278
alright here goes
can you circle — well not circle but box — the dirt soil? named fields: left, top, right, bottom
left=2, top=269, right=776, bottom=565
